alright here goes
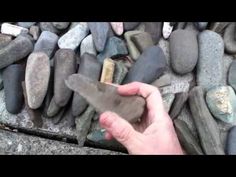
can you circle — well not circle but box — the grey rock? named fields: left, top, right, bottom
left=80, top=34, right=97, bottom=57
left=54, top=49, right=76, bottom=107
left=3, top=64, right=24, bottom=114
left=197, top=30, right=224, bottom=91
left=47, top=96, right=61, bottom=117
left=22, top=81, right=43, bottom=128
left=162, top=93, right=175, bottom=112
left=188, top=86, right=225, bottom=154
left=228, top=60, right=236, bottom=91
left=124, top=22, right=140, bottom=31
left=174, top=119, right=203, bottom=155
left=62, top=106, right=76, bottom=128
left=88, top=22, right=109, bottom=52
left=224, top=23, right=236, bottom=54
left=25, top=52, right=50, bottom=109
left=58, top=22, right=89, bottom=50
left=75, top=105, right=95, bottom=147
left=66, top=74, right=146, bottom=123
left=69, top=22, right=80, bottom=29
left=131, top=31, right=154, bottom=52
left=170, top=92, right=189, bottom=120
left=170, top=30, right=198, bottom=74
left=124, top=31, right=141, bottom=60
left=17, top=22, right=36, bottom=28
left=72, top=53, right=102, bottom=117
left=194, top=22, right=208, bottom=31
left=0, top=71, right=3, bottom=90
left=206, top=86, right=236, bottom=124
left=210, top=22, right=230, bottom=34
left=39, top=22, right=59, bottom=34
left=175, top=22, right=187, bottom=29
left=144, top=22, right=162, bottom=44
left=0, top=129, right=123, bottom=155
left=151, top=73, right=171, bottom=88
left=97, top=36, right=128, bottom=63
left=52, top=22, right=70, bottom=30
left=123, top=46, right=167, bottom=84
left=113, top=61, right=128, bottom=84
left=222, top=54, right=233, bottom=86
left=110, top=22, right=123, bottom=36
left=0, top=34, right=12, bottom=49
left=34, top=31, right=59, bottom=58
left=51, top=107, right=66, bottom=125
left=29, top=25, right=40, bottom=40
left=226, top=126, right=236, bottom=155
left=0, top=35, right=33, bottom=69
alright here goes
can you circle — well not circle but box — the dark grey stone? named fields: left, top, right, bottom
left=175, top=22, right=187, bottom=29
left=194, top=22, right=208, bottom=31
left=39, top=22, right=60, bottom=34
left=0, top=35, right=33, bottom=69
left=228, top=60, right=236, bottom=91
left=72, top=53, right=102, bottom=117
left=47, top=96, right=61, bottom=117
left=226, top=126, right=236, bottom=155
left=144, top=22, right=162, bottom=44
left=131, top=31, right=154, bottom=52
left=34, top=31, right=59, bottom=58
left=0, top=71, right=3, bottom=90
left=113, top=61, right=128, bottom=84
left=52, top=22, right=70, bottom=30
left=123, top=46, right=167, bottom=84
left=97, top=36, right=128, bottom=63
left=210, top=22, right=230, bottom=34
left=170, top=30, right=198, bottom=74
left=224, top=23, right=236, bottom=54
left=66, top=74, right=146, bottom=123
left=3, top=64, right=24, bottom=114
left=0, top=34, right=12, bottom=49
left=88, top=22, right=109, bottom=52
left=124, top=22, right=140, bottom=31
left=54, top=49, right=76, bottom=107
left=151, top=73, right=171, bottom=88
left=188, top=86, right=225, bottom=154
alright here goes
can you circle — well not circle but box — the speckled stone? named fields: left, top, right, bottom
left=0, top=34, right=12, bottom=49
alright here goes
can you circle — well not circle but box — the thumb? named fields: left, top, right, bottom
left=99, top=111, right=138, bottom=148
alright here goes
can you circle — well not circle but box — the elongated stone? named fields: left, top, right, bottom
left=54, top=49, right=76, bottom=107
left=80, top=34, right=97, bottom=57
left=47, top=96, right=61, bottom=117
left=162, top=93, right=175, bottom=112
left=3, top=64, right=24, bottom=114
left=75, top=105, right=95, bottom=147
left=0, top=71, right=3, bottom=90
left=0, top=34, right=12, bottom=49
left=170, top=92, right=189, bottom=120
left=100, top=58, right=115, bottom=83
left=174, top=119, right=203, bottom=155
left=66, top=74, right=146, bottom=123
left=58, top=23, right=89, bottom=50
left=1, top=23, right=28, bottom=37
left=210, top=22, right=230, bottom=34
left=124, top=31, right=141, bottom=60
left=25, top=52, right=50, bottom=109
left=0, top=35, right=33, bottom=69
left=29, top=25, right=40, bottom=40
left=224, top=23, right=236, bottom=54
left=113, top=61, right=128, bottom=84
left=144, top=22, right=162, bottom=44
left=131, top=32, right=154, bottom=52
left=51, top=107, right=66, bottom=125
left=34, top=31, right=59, bottom=58
left=188, top=86, right=225, bottom=154
left=226, top=126, right=236, bottom=155
left=151, top=73, right=171, bottom=88
left=228, top=60, right=236, bottom=91
left=72, top=53, right=102, bottom=117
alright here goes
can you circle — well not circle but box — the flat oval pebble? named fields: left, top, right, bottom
left=58, top=22, right=89, bottom=50
left=25, top=52, right=50, bottom=109
left=224, top=23, right=236, bottom=54
left=170, top=30, right=198, bottom=74
left=110, top=22, right=123, bottom=36
left=80, top=34, right=97, bottom=57
left=88, top=22, right=109, bottom=52
left=0, top=35, right=33, bottom=69
left=52, top=22, right=70, bottom=30
left=54, top=49, right=76, bottom=107
left=97, top=36, right=128, bottom=63
left=3, top=64, right=24, bottom=114
left=228, top=60, right=236, bottom=91
left=206, top=86, right=236, bottom=124
left=226, top=126, right=236, bottom=155
left=123, top=46, right=167, bottom=84
left=197, top=30, right=224, bottom=91
left=34, top=31, right=59, bottom=58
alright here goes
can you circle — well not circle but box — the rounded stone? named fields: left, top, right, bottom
left=80, top=34, right=97, bottom=57
left=206, top=86, right=236, bottom=124
left=170, top=30, right=198, bottom=74
left=3, top=64, right=24, bottom=114
left=17, top=22, right=36, bottom=28
left=228, top=60, right=236, bottom=91
left=52, top=22, right=70, bottom=30
left=54, top=49, right=76, bottom=107
left=39, top=22, right=59, bottom=34
left=25, top=52, right=50, bottom=109
left=224, top=23, right=236, bottom=54
left=226, top=126, right=236, bottom=155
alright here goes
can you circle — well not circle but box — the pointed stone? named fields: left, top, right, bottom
left=100, top=58, right=115, bottom=83
left=66, top=74, right=146, bottom=123
left=174, top=119, right=204, bottom=155
left=110, top=22, right=123, bottom=36
left=188, top=86, right=225, bottom=154
left=162, top=93, right=175, bottom=112
left=47, top=96, right=61, bottom=117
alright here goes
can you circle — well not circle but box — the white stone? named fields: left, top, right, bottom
left=80, top=34, right=97, bottom=57
left=58, top=22, right=89, bottom=50
left=1, top=23, right=28, bottom=37
left=110, top=22, right=123, bottom=36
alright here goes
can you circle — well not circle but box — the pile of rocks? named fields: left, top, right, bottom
left=0, top=22, right=236, bottom=154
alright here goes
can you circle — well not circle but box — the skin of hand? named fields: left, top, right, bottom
left=99, top=82, right=183, bottom=155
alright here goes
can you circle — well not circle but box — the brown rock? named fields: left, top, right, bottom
left=100, top=58, right=115, bottom=83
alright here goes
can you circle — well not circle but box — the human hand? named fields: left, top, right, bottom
left=99, top=82, right=183, bottom=155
